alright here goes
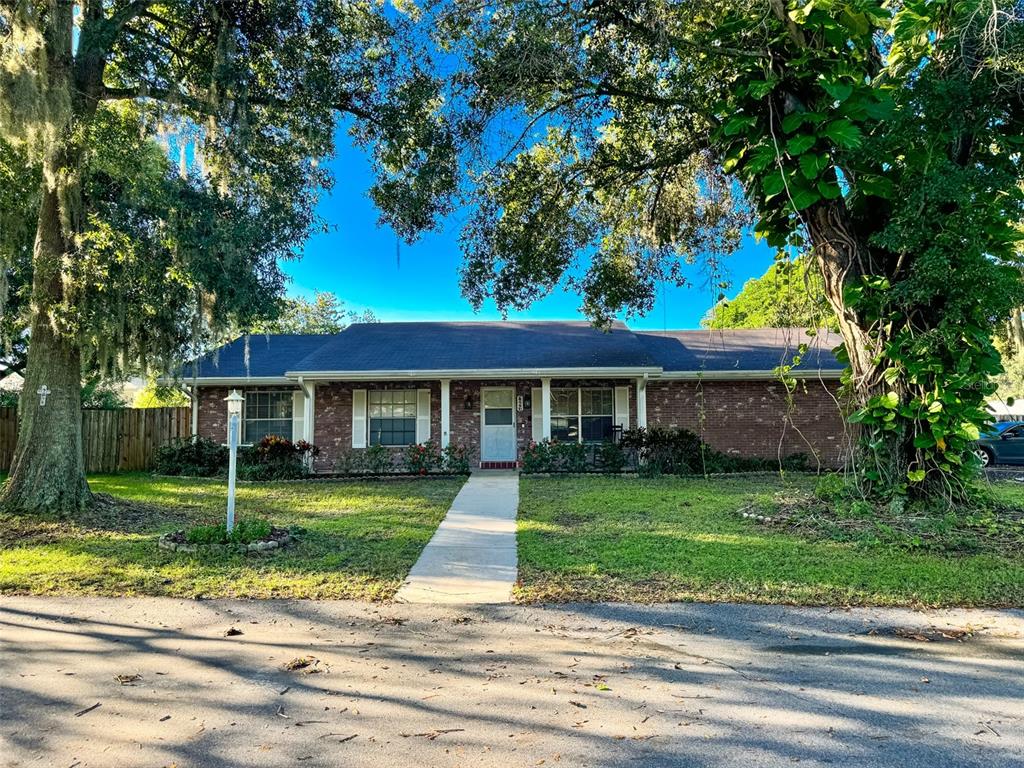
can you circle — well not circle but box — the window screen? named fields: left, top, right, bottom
left=549, top=388, right=576, bottom=442
left=551, top=387, right=613, bottom=443
left=244, top=391, right=293, bottom=444
left=368, top=390, right=418, bottom=446
left=580, top=388, right=614, bottom=442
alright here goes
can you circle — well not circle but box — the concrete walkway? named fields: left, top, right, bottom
left=395, top=470, right=519, bottom=604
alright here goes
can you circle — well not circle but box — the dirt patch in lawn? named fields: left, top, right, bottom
left=1, top=493, right=189, bottom=545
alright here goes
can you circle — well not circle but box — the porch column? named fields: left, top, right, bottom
left=303, top=383, right=315, bottom=443
left=440, top=379, right=451, bottom=448
left=189, top=386, right=198, bottom=440
left=636, top=376, right=647, bottom=429
left=541, top=377, right=552, bottom=440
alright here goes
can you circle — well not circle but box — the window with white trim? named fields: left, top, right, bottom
left=244, top=391, right=293, bottom=444
left=368, top=390, right=418, bottom=446
left=551, top=387, right=614, bottom=443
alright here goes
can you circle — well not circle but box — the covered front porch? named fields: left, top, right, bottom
left=194, top=373, right=653, bottom=471
left=444, top=377, right=648, bottom=468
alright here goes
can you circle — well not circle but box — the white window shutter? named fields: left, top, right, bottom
left=531, top=387, right=543, bottom=441
left=291, top=390, right=305, bottom=443
left=416, top=389, right=431, bottom=443
left=614, top=386, right=630, bottom=431
left=352, top=389, right=367, bottom=448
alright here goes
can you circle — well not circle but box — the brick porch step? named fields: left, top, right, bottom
left=479, top=461, right=519, bottom=470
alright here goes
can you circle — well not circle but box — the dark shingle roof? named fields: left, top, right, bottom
left=291, top=321, right=659, bottom=373
left=635, top=328, right=843, bottom=373
left=185, top=334, right=336, bottom=379
left=183, top=323, right=843, bottom=379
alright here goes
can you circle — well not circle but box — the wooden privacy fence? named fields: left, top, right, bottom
left=0, top=407, right=191, bottom=473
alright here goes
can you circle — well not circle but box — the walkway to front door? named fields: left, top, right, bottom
left=394, top=471, right=518, bottom=604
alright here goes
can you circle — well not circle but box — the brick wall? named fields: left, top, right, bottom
left=196, top=377, right=849, bottom=470
left=312, top=380, right=442, bottom=470
left=645, top=378, right=850, bottom=467
left=196, top=386, right=229, bottom=442
left=195, top=385, right=302, bottom=444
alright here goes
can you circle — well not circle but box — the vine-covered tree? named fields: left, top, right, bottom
left=439, top=0, right=1024, bottom=498
left=703, top=256, right=836, bottom=331
left=0, top=1, right=455, bottom=515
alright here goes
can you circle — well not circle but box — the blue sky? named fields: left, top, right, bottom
left=282, top=129, right=776, bottom=330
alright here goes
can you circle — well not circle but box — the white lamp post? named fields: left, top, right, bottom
left=225, top=390, right=244, bottom=534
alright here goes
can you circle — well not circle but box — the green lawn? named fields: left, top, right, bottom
left=516, top=475, right=1024, bottom=607
left=0, top=474, right=464, bottom=600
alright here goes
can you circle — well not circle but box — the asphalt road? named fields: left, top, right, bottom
left=1, top=597, right=1021, bottom=767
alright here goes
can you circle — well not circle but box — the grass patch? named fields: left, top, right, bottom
left=0, top=473, right=464, bottom=600
left=516, top=475, right=1024, bottom=607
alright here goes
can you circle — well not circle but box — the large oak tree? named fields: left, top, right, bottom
left=439, top=0, right=1024, bottom=497
left=0, top=0, right=455, bottom=515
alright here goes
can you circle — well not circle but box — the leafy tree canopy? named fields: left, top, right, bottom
left=248, top=291, right=378, bottom=336
left=0, top=0, right=457, bottom=514
left=703, top=256, right=836, bottom=331
left=430, top=0, right=1024, bottom=498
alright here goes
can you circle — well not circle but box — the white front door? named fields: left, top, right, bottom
left=481, top=388, right=517, bottom=462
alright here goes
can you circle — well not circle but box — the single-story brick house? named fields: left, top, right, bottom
left=182, top=322, right=849, bottom=469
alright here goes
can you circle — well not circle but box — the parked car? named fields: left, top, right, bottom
left=974, top=421, right=1024, bottom=467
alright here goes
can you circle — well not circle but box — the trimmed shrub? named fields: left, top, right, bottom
left=522, top=440, right=554, bottom=473
left=522, top=439, right=588, bottom=473
left=153, top=437, right=228, bottom=477
left=406, top=441, right=441, bottom=475
left=522, top=428, right=812, bottom=475
left=620, top=427, right=705, bottom=475
left=441, top=443, right=471, bottom=474
left=334, top=448, right=368, bottom=474
left=364, top=444, right=394, bottom=474
left=333, top=442, right=471, bottom=475
left=237, top=435, right=318, bottom=480
left=596, top=440, right=628, bottom=473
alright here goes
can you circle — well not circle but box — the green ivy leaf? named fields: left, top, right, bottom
left=907, top=468, right=926, bottom=483
left=761, top=171, right=786, bottom=199
left=723, top=115, right=757, bottom=136
left=817, top=180, right=843, bottom=199
left=786, top=134, right=817, bottom=155
left=799, top=152, right=829, bottom=179
left=820, top=80, right=853, bottom=103
left=789, top=185, right=821, bottom=211
left=823, top=119, right=863, bottom=148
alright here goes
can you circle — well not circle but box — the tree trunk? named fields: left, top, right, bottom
left=806, top=201, right=913, bottom=488
left=0, top=0, right=100, bottom=516
left=1, top=178, right=91, bottom=516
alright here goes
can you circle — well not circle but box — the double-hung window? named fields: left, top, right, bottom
left=551, top=387, right=614, bottom=443
left=368, top=390, right=417, bottom=446
left=580, top=388, right=614, bottom=442
left=244, top=391, right=293, bottom=444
